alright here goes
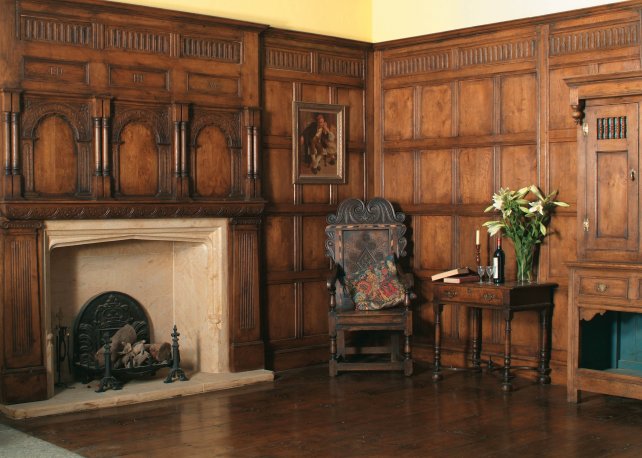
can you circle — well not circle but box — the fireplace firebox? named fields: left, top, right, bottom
left=72, top=291, right=186, bottom=391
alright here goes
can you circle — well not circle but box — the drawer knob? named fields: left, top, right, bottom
left=596, top=283, right=608, bottom=293
left=444, top=290, right=457, bottom=298
left=483, top=293, right=495, bottom=301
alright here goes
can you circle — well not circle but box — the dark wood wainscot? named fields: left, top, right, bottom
left=0, top=0, right=266, bottom=403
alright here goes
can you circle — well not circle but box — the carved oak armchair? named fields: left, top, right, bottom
left=325, top=198, right=413, bottom=376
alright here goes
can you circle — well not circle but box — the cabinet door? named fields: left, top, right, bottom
left=580, top=103, right=639, bottom=261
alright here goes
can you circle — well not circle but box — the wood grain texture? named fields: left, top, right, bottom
left=6, top=366, right=642, bottom=457
left=261, top=29, right=369, bottom=371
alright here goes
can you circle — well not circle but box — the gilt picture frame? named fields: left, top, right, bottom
left=292, top=101, right=346, bottom=184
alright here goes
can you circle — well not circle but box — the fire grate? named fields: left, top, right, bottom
left=72, top=291, right=186, bottom=391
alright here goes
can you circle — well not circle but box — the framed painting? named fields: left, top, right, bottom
left=292, top=101, right=346, bottom=184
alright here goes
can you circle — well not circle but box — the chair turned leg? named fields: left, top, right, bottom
left=404, top=334, right=412, bottom=376
left=329, top=332, right=338, bottom=377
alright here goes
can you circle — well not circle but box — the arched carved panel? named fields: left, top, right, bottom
left=20, top=98, right=91, bottom=197
left=32, top=115, right=77, bottom=196
left=117, top=123, right=159, bottom=196
left=193, top=125, right=231, bottom=198
left=190, top=109, right=242, bottom=198
left=111, top=106, right=171, bottom=197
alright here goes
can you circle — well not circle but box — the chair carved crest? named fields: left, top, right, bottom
left=325, top=198, right=407, bottom=274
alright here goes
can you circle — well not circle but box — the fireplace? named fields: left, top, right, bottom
left=0, top=216, right=272, bottom=417
left=42, top=218, right=230, bottom=393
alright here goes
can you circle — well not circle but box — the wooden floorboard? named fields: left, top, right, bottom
left=3, top=364, right=642, bottom=457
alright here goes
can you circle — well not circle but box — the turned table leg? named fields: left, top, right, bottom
left=538, top=305, right=552, bottom=384
left=472, top=308, right=482, bottom=371
left=502, top=310, right=513, bottom=392
left=432, top=302, right=443, bottom=381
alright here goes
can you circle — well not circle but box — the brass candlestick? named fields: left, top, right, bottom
left=475, top=243, right=481, bottom=267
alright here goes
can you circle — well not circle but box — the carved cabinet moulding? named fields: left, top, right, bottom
left=564, top=70, right=642, bottom=123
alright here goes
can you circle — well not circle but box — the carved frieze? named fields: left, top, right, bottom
left=181, top=36, right=242, bottom=63
left=319, top=54, right=364, bottom=79
left=19, top=14, right=93, bottom=47
left=106, top=26, right=171, bottom=55
left=264, top=47, right=312, bottom=73
left=1, top=203, right=264, bottom=220
left=383, top=50, right=451, bottom=78
left=549, top=23, right=639, bottom=56
left=459, top=39, right=535, bottom=67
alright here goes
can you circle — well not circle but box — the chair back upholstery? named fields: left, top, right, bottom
left=325, top=198, right=407, bottom=309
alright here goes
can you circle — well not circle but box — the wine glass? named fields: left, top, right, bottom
left=486, top=265, right=495, bottom=284
left=477, top=266, right=485, bottom=283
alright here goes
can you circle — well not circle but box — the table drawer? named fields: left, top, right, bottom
left=578, top=275, right=628, bottom=300
left=435, top=286, right=503, bottom=305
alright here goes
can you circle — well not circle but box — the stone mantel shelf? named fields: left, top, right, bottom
left=0, top=199, right=266, bottom=220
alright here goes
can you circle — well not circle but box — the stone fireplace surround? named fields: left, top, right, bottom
left=0, top=218, right=272, bottom=419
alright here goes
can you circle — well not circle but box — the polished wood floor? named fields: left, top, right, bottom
left=3, top=364, right=642, bottom=457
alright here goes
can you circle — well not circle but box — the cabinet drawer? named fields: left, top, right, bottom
left=578, top=275, right=628, bottom=299
left=435, top=286, right=503, bottom=305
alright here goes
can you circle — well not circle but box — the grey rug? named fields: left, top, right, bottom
left=0, top=423, right=81, bottom=457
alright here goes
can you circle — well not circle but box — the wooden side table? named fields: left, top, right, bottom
left=432, top=281, right=557, bottom=391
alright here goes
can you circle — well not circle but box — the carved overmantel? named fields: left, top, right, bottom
left=0, top=0, right=267, bottom=404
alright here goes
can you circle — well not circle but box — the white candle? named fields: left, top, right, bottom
left=475, top=229, right=480, bottom=245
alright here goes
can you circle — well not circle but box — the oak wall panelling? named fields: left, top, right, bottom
left=0, top=0, right=267, bottom=403
left=261, top=29, right=371, bottom=371
left=373, top=1, right=642, bottom=380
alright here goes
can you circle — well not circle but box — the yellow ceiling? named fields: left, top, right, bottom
left=104, top=0, right=620, bottom=43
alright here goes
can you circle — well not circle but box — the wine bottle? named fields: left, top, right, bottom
left=492, top=236, right=505, bottom=284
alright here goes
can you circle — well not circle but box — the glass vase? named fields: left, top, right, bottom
left=515, top=242, right=537, bottom=283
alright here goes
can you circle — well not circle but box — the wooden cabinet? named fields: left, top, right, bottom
left=579, top=102, right=639, bottom=262
left=566, top=71, right=642, bottom=402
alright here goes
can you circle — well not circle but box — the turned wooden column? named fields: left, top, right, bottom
left=1, top=90, right=22, bottom=199
left=243, top=107, right=261, bottom=199
left=228, top=216, right=264, bottom=371
left=0, top=219, right=46, bottom=404
left=172, top=103, right=190, bottom=199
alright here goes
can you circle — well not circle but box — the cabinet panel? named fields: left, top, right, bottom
left=581, top=103, right=639, bottom=260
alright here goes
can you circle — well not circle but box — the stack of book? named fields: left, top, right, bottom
left=430, top=267, right=479, bottom=283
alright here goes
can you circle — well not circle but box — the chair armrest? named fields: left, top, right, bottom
left=327, top=264, right=339, bottom=292
left=396, top=263, right=415, bottom=291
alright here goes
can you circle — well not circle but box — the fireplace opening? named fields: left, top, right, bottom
left=43, top=218, right=230, bottom=397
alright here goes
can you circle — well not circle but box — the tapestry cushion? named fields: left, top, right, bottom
left=345, top=255, right=406, bottom=311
